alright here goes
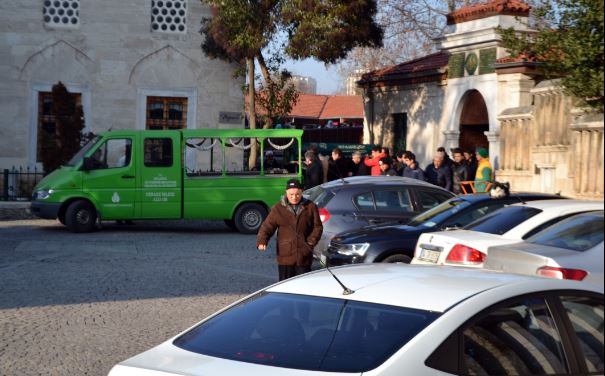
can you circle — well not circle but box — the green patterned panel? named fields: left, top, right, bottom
left=448, top=53, right=465, bottom=78
left=465, top=53, right=478, bottom=75
left=479, top=48, right=497, bottom=74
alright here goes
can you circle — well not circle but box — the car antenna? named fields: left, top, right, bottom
left=319, top=259, right=354, bottom=295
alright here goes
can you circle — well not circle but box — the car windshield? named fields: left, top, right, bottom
left=407, top=198, right=471, bottom=228
left=65, top=136, right=101, bottom=167
left=464, top=206, right=543, bottom=235
left=173, top=292, right=440, bottom=372
left=304, top=186, right=335, bottom=209
left=526, top=211, right=604, bottom=252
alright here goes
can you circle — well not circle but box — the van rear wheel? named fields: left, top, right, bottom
left=65, top=200, right=97, bottom=233
left=234, top=203, right=267, bottom=234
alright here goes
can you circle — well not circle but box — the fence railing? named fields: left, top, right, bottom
left=1, top=167, right=45, bottom=201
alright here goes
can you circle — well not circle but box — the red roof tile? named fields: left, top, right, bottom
left=320, top=95, right=364, bottom=119
left=447, top=0, right=530, bottom=25
left=360, top=52, right=449, bottom=83
left=246, top=93, right=363, bottom=120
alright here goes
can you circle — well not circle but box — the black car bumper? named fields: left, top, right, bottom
left=30, top=201, right=61, bottom=219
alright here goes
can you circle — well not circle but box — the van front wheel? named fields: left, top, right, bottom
left=65, top=201, right=97, bottom=233
left=234, top=203, right=267, bottom=234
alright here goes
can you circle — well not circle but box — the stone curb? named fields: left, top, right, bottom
left=0, top=201, right=36, bottom=220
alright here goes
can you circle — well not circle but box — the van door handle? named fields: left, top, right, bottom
left=121, top=175, right=135, bottom=179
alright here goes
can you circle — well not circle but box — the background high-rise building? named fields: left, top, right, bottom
left=346, top=69, right=367, bottom=96
left=289, top=75, right=317, bottom=94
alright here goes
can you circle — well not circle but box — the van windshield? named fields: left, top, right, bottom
left=173, top=292, right=439, bottom=372
left=65, top=136, right=101, bottom=167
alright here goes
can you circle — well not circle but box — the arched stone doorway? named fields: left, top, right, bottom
left=458, top=90, right=489, bottom=152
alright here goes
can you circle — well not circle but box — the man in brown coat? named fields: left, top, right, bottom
left=257, top=178, right=323, bottom=281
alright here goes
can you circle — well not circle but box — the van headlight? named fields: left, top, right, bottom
left=336, top=243, right=370, bottom=256
left=34, top=189, right=53, bottom=200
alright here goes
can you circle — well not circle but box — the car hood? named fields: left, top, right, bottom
left=333, top=224, right=421, bottom=244
left=109, top=341, right=359, bottom=376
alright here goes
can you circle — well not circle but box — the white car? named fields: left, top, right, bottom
left=485, top=211, right=604, bottom=286
left=108, top=264, right=604, bottom=375
left=412, top=199, right=603, bottom=268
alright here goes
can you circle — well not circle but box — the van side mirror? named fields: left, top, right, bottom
left=81, top=157, right=95, bottom=171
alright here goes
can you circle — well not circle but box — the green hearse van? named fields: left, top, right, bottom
left=30, top=129, right=303, bottom=234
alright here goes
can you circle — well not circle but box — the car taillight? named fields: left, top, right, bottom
left=446, top=244, right=486, bottom=265
left=319, top=208, right=331, bottom=224
left=537, top=266, right=588, bottom=281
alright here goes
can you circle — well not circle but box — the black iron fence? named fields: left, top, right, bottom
left=1, top=167, right=45, bottom=201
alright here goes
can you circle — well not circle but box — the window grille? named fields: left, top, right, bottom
left=151, top=0, right=187, bottom=34
left=43, top=0, right=80, bottom=27
left=146, top=96, right=188, bottom=130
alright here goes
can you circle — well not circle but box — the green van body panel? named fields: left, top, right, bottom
left=31, top=129, right=303, bottom=223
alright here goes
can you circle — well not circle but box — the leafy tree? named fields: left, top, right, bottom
left=200, top=0, right=383, bottom=168
left=498, top=0, right=604, bottom=111
left=39, top=82, right=86, bottom=173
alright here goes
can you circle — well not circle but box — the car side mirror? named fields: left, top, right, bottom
left=81, top=157, right=95, bottom=171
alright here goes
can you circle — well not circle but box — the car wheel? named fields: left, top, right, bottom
left=58, top=212, right=66, bottom=225
left=234, top=203, right=267, bottom=234
left=381, top=254, right=412, bottom=264
left=65, top=200, right=97, bottom=233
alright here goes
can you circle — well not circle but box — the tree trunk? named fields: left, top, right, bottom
left=257, top=53, right=274, bottom=129
left=247, top=57, right=259, bottom=171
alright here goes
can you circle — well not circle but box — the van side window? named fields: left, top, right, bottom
left=90, top=138, right=132, bottom=169
left=144, top=138, right=173, bottom=167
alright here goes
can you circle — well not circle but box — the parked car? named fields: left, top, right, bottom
left=108, top=264, right=604, bottom=376
left=323, top=192, right=564, bottom=266
left=304, top=176, right=454, bottom=258
left=484, top=211, right=604, bottom=286
left=412, top=199, right=603, bottom=268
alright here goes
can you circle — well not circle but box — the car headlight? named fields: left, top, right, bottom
left=336, top=243, right=370, bottom=257
left=34, top=189, right=53, bottom=200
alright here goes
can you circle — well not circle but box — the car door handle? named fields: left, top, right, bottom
left=121, top=175, right=135, bottom=179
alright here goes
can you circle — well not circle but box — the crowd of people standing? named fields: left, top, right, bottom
left=302, top=143, right=493, bottom=194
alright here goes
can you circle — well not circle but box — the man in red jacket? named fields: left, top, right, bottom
left=257, top=179, right=323, bottom=281
left=364, top=145, right=386, bottom=176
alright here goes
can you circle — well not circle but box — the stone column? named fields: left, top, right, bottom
left=485, top=131, right=501, bottom=170
left=442, top=130, right=460, bottom=151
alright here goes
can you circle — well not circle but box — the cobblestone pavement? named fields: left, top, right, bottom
left=0, top=219, right=285, bottom=376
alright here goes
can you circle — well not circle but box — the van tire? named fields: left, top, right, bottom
left=65, top=200, right=97, bottom=233
left=224, top=219, right=236, bottom=230
left=234, top=203, right=267, bottom=234
left=381, top=254, right=412, bottom=264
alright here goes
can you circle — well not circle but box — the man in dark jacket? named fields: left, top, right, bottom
left=350, top=151, right=370, bottom=176
left=303, top=151, right=323, bottom=190
left=257, top=179, right=323, bottom=281
left=451, top=148, right=470, bottom=194
left=327, top=147, right=350, bottom=181
left=402, top=151, right=426, bottom=181
left=425, top=152, right=453, bottom=191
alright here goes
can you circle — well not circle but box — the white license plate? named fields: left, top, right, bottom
left=418, top=248, right=441, bottom=263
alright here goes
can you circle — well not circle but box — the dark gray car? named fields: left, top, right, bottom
left=304, top=176, right=455, bottom=258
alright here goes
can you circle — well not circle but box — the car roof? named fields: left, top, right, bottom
left=509, top=199, right=604, bottom=210
left=320, top=176, right=446, bottom=190
left=266, top=264, right=601, bottom=313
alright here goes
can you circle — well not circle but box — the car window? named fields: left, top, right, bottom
left=443, top=202, right=509, bottom=229
left=559, top=295, right=604, bottom=373
left=462, top=297, right=568, bottom=375
left=521, top=213, right=586, bottom=240
left=173, top=292, right=439, bottom=372
left=374, top=189, right=413, bottom=213
left=464, top=206, right=543, bottom=235
left=526, top=212, right=604, bottom=251
left=305, top=187, right=335, bottom=209
left=408, top=198, right=471, bottom=228
left=417, top=190, right=453, bottom=211
left=354, top=192, right=375, bottom=211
